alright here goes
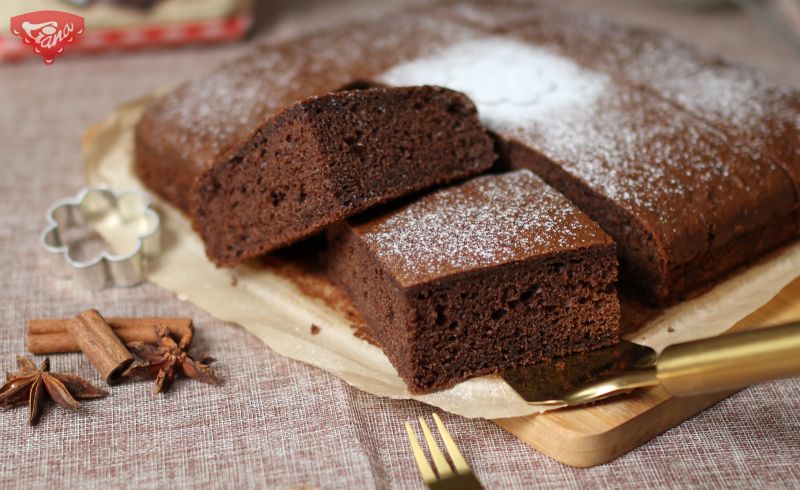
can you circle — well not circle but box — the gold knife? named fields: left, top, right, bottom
left=502, top=321, right=800, bottom=407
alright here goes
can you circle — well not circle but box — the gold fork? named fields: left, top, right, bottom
left=404, top=413, right=484, bottom=490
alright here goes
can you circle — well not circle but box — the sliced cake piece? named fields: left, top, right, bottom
left=191, top=86, right=495, bottom=266
left=134, top=12, right=482, bottom=214
left=380, top=36, right=797, bottom=306
left=326, top=170, right=620, bottom=393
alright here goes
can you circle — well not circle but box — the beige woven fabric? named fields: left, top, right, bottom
left=1, top=1, right=799, bottom=488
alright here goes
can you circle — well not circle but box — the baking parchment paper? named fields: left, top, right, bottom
left=83, top=95, right=800, bottom=418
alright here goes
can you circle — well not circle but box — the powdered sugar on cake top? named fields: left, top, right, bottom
left=147, top=14, right=481, bottom=167
left=380, top=37, right=608, bottom=129
left=359, top=170, right=607, bottom=285
left=526, top=11, right=799, bottom=161
left=144, top=7, right=793, bottom=239
left=379, top=37, right=759, bottom=224
left=621, top=35, right=800, bottom=157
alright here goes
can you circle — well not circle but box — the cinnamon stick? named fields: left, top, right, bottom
left=67, top=310, right=134, bottom=385
left=27, top=317, right=193, bottom=354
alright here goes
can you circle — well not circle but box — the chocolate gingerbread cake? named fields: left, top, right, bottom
left=447, top=1, right=800, bottom=217
left=191, top=86, right=494, bottom=265
left=379, top=31, right=796, bottom=306
left=136, top=1, right=799, bottom=306
left=482, top=3, right=800, bottom=206
left=327, top=170, right=620, bottom=392
left=134, top=12, right=483, bottom=214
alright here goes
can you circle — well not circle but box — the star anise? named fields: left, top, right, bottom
left=123, top=326, right=219, bottom=393
left=0, top=356, right=107, bottom=425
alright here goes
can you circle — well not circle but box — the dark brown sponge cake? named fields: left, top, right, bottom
left=134, top=11, right=482, bottom=214
left=446, top=1, right=800, bottom=222
left=380, top=32, right=796, bottom=306
left=191, top=86, right=494, bottom=266
left=327, top=170, right=620, bottom=392
left=135, top=1, right=799, bottom=305
left=483, top=3, right=800, bottom=209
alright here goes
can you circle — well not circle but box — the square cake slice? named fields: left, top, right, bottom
left=191, top=86, right=495, bottom=266
left=326, top=170, right=620, bottom=392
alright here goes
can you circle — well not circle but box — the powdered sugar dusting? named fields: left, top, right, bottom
left=619, top=33, right=800, bottom=159
left=512, top=10, right=799, bottom=164
left=379, top=34, right=773, bottom=236
left=380, top=37, right=607, bottom=129
left=145, top=14, right=481, bottom=168
left=359, top=170, right=606, bottom=286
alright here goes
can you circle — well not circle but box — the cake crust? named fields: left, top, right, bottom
left=327, top=170, right=620, bottom=392
left=191, top=86, right=495, bottom=265
left=134, top=10, right=482, bottom=213
left=135, top=0, right=800, bottom=304
left=379, top=26, right=797, bottom=305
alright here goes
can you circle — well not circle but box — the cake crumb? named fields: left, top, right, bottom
left=310, top=324, right=321, bottom=335
left=229, top=274, right=238, bottom=287
left=667, top=326, right=675, bottom=333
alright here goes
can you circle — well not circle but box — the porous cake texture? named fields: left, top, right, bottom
left=327, top=170, right=620, bottom=392
left=135, top=0, right=800, bottom=306
left=380, top=34, right=796, bottom=306
left=134, top=11, right=483, bottom=214
left=191, top=86, right=494, bottom=265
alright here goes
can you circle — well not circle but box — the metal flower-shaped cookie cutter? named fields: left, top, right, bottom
left=41, top=186, right=161, bottom=290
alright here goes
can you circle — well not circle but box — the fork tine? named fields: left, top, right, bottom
left=404, top=421, right=437, bottom=484
left=432, top=413, right=470, bottom=474
left=418, top=416, right=454, bottom=479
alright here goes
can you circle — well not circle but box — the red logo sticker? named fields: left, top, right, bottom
left=10, top=10, right=85, bottom=64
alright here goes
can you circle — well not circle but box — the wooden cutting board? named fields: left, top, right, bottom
left=494, top=277, right=800, bottom=468
left=88, top=97, right=800, bottom=468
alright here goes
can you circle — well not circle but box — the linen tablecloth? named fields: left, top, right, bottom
left=1, top=0, right=799, bottom=488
